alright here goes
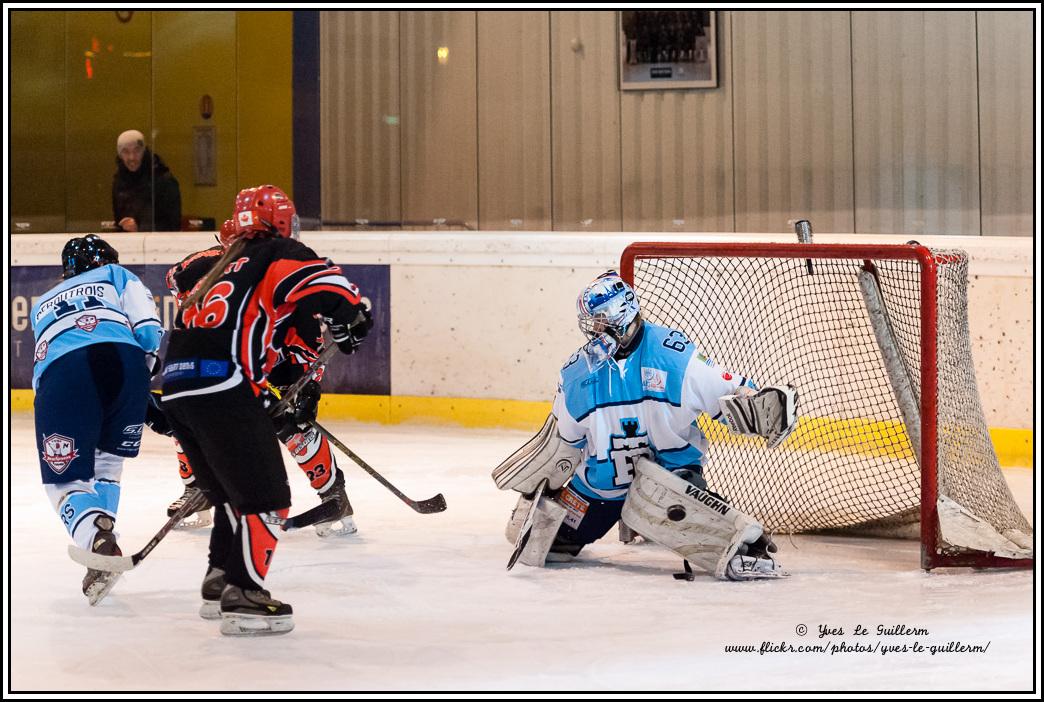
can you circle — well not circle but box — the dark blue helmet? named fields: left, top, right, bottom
left=61, top=235, right=120, bottom=279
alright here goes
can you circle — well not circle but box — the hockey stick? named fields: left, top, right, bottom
left=67, top=488, right=210, bottom=573
left=270, top=341, right=339, bottom=416
left=279, top=498, right=344, bottom=531
left=310, top=421, right=448, bottom=514
left=67, top=486, right=344, bottom=573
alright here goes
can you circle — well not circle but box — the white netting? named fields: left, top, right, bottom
left=629, top=246, right=1031, bottom=559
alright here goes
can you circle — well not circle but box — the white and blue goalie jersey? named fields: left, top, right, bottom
left=553, top=322, right=756, bottom=501
left=30, top=264, right=163, bottom=390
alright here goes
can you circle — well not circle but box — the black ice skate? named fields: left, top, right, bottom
left=219, top=584, right=294, bottom=636
left=167, top=486, right=212, bottom=529
left=199, top=565, right=226, bottom=620
left=314, top=470, right=357, bottom=537
left=81, top=516, right=122, bottom=606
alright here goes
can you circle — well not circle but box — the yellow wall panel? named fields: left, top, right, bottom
left=10, top=11, right=67, bottom=232
left=153, top=11, right=237, bottom=225
left=237, top=11, right=294, bottom=196
left=64, top=10, right=153, bottom=232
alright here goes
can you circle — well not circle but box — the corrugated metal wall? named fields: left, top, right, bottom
left=319, top=10, right=1033, bottom=235
left=732, top=11, right=854, bottom=233
left=976, top=10, right=1034, bottom=238
left=477, top=11, right=552, bottom=230
left=852, top=11, right=980, bottom=236
left=321, top=11, right=401, bottom=223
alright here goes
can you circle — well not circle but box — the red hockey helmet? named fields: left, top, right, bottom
left=218, top=218, right=236, bottom=248
left=231, top=184, right=300, bottom=242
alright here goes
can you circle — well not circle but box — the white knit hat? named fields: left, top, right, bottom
left=117, top=129, right=145, bottom=152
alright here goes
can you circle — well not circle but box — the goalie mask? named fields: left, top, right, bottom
left=577, top=271, right=642, bottom=361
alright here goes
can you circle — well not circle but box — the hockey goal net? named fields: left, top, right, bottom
left=621, top=242, right=1032, bottom=570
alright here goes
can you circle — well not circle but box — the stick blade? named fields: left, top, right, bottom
left=68, top=545, right=135, bottom=573
left=414, top=493, right=447, bottom=514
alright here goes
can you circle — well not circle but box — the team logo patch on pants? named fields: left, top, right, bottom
left=42, top=433, right=79, bottom=474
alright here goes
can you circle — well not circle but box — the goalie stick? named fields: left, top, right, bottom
left=506, top=479, right=547, bottom=571
left=309, top=420, right=447, bottom=514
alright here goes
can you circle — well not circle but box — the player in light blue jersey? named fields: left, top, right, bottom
left=494, top=271, right=797, bottom=580
left=31, top=235, right=163, bottom=604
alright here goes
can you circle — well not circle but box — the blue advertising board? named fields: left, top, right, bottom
left=9, top=262, right=390, bottom=395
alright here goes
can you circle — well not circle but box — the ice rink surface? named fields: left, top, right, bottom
left=7, top=412, right=1036, bottom=692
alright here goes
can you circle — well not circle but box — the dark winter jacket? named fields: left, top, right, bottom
left=112, top=149, right=182, bottom=232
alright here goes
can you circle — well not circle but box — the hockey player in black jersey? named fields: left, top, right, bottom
left=160, top=185, right=372, bottom=636
left=156, top=227, right=358, bottom=538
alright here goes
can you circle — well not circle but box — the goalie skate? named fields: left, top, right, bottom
left=167, top=486, right=212, bottom=529
left=724, top=554, right=788, bottom=581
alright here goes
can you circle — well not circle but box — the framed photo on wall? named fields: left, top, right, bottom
left=619, top=10, right=717, bottom=90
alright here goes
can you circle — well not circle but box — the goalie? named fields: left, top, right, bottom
left=492, top=271, right=797, bottom=581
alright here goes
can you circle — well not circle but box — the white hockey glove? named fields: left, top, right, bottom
left=718, top=384, right=798, bottom=449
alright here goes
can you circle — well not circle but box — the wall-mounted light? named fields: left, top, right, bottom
left=436, top=46, right=449, bottom=64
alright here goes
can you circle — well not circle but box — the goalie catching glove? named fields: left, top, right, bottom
left=718, top=384, right=798, bottom=449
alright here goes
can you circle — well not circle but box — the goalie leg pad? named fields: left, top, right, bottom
left=621, top=458, right=786, bottom=580
left=492, top=413, right=582, bottom=493
left=505, top=491, right=568, bottom=568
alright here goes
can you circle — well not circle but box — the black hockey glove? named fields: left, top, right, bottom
left=144, top=391, right=174, bottom=437
left=291, top=380, right=322, bottom=427
left=328, top=306, right=373, bottom=355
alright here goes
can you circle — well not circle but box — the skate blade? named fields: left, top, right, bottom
left=724, top=566, right=790, bottom=581
left=726, top=571, right=790, bottom=581
left=315, top=516, right=358, bottom=538
left=85, top=573, right=122, bottom=606
left=220, top=612, right=294, bottom=636
left=174, top=510, right=213, bottom=530
left=199, top=600, right=221, bottom=620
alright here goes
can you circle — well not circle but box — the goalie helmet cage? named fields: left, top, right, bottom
left=621, top=242, right=1033, bottom=571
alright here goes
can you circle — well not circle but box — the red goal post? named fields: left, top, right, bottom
left=621, top=241, right=1033, bottom=570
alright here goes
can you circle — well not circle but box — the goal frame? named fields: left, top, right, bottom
left=621, top=241, right=1032, bottom=571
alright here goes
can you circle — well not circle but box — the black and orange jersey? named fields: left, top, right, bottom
left=166, top=246, right=224, bottom=308
left=161, top=237, right=363, bottom=399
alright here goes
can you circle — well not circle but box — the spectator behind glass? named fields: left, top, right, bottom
left=112, top=129, right=182, bottom=232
